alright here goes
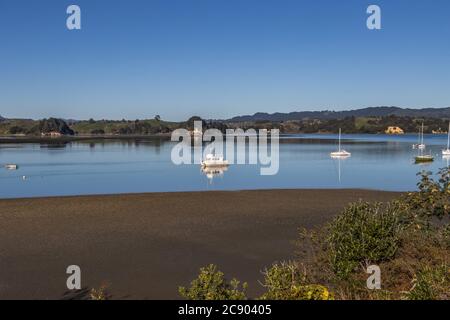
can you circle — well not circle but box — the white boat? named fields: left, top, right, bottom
left=415, top=125, right=433, bottom=163
left=415, top=154, right=434, bottom=163
left=5, top=164, right=18, bottom=170
left=201, top=154, right=229, bottom=167
left=442, top=122, right=450, bottom=156
left=413, top=123, right=426, bottom=149
left=330, top=129, right=351, bottom=158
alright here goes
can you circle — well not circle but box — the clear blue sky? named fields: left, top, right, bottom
left=1, top=0, right=449, bottom=121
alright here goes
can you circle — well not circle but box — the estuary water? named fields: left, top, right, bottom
left=0, top=134, right=449, bottom=199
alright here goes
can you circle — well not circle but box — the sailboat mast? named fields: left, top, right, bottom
left=418, top=126, right=420, bottom=144
left=418, top=124, right=423, bottom=156
left=421, top=123, right=424, bottom=145
left=339, top=128, right=341, bottom=152
left=447, top=122, right=450, bottom=149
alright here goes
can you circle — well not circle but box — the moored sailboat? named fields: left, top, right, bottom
left=414, top=123, right=433, bottom=163
left=413, top=123, right=426, bottom=150
left=330, top=128, right=351, bottom=158
left=442, top=122, right=450, bottom=156
left=415, top=154, right=434, bottom=163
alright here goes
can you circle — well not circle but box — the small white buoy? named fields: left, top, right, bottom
left=22, top=176, right=27, bottom=180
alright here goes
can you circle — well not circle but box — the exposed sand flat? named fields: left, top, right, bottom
left=0, top=189, right=399, bottom=299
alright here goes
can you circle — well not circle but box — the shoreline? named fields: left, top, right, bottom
left=0, top=187, right=406, bottom=201
left=0, top=189, right=400, bottom=299
left=0, top=132, right=447, bottom=144
left=0, top=134, right=172, bottom=144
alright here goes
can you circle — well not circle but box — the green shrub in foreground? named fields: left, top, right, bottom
left=442, top=224, right=450, bottom=248
left=259, top=261, right=333, bottom=300
left=405, top=264, right=450, bottom=300
left=179, top=264, right=247, bottom=300
left=90, top=285, right=109, bottom=300
left=326, top=201, right=404, bottom=279
left=400, top=167, right=450, bottom=220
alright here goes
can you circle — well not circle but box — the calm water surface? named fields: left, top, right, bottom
left=1, top=134, right=449, bottom=199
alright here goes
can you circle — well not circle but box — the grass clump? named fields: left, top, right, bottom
left=405, top=264, right=450, bottom=300
left=442, top=224, right=450, bottom=248
left=90, top=284, right=109, bottom=300
left=259, top=261, right=332, bottom=300
left=179, top=264, right=247, bottom=300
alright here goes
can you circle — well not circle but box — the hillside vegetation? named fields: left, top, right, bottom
left=230, top=115, right=450, bottom=134
left=0, top=117, right=176, bottom=136
left=229, top=106, right=450, bottom=122
left=0, top=114, right=449, bottom=136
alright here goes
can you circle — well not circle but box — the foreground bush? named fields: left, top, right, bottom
left=179, top=264, right=247, bottom=300
left=400, top=167, right=450, bottom=220
left=326, top=202, right=404, bottom=279
left=405, top=264, right=450, bottom=300
left=259, top=262, right=333, bottom=300
left=90, top=285, right=109, bottom=300
left=443, top=224, right=450, bottom=248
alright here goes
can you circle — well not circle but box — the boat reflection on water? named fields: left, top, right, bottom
left=443, top=154, right=450, bottom=166
left=331, top=154, right=350, bottom=183
left=201, top=165, right=229, bottom=184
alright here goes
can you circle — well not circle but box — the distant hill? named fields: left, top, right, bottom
left=0, top=115, right=5, bottom=121
left=227, top=107, right=450, bottom=122
left=39, top=118, right=75, bottom=135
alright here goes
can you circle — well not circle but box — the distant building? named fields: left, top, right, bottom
left=385, top=126, right=404, bottom=135
left=41, top=131, right=62, bottom=137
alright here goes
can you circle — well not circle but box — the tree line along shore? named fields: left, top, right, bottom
left=0, top=114, right=449, bottom=137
